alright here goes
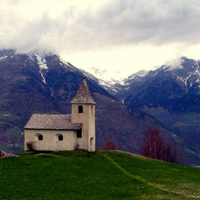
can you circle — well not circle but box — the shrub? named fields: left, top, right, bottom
left=103, top=141, right=117, bottom=150
left=74, top=143, right=80, bottom=150
left=0, top=148, right=3, bottom=156
left=26, top=141, right=35, bottom=151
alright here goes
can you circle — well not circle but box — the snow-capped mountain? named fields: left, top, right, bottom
left=88, top=67, right=124, bottom=84
left=81, top=67, right=127, bottom=94
left=121, top=70, right=149, bottom=86
left=81, top=67, right=149, bottom=95
left=115, top=57, right=200, bottom=104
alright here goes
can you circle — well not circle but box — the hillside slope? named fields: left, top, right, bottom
left=0, top=150, right=200, bottom=200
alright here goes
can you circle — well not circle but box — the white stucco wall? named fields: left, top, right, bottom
left=71, top=104, right=96, bottom=151
left=24, top=129, right=77, bottom=151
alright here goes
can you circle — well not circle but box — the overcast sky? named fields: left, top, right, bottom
left=1, top=0, right=200, bottom=78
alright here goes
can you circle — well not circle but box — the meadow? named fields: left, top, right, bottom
left=0, top=150, right=200, bottom=200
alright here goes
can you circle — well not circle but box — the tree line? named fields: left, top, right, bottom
left=142, top=127, right=183, bottom=164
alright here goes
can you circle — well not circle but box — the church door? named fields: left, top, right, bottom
left=90, top=137, right=94, bottom=152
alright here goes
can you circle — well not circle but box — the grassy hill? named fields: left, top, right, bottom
left=0, top=150, right=200, bottom=200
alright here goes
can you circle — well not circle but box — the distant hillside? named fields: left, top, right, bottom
left=0, top=150, right=200, bottom=200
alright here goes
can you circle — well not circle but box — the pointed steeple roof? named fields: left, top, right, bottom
left=70, top=75, right=96, bottom=104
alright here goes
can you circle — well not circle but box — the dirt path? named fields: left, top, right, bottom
left=103, top=152, right=200, bottom=199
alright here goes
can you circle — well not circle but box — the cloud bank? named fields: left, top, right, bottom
left=165, top=58, right=184, bottom=70
left=0, top=0, right=200, bottom=54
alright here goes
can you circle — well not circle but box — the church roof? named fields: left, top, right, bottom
left=24, top=114, right=82, bottom=130
left=70, top=76, right=96, bottom=104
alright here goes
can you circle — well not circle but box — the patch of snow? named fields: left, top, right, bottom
left=35, top=54, right=48, bottom=69
left=174, top=61, right=200, bottom=88
left=122, top=70, right=148, bottom=85
left=112, top=88, right=118, bottom=93
left=161, top=65, right=170, bottom=71
left=99, top=79, right=110, bottom=87
left=88, top=67, right=125, bottom=85
left=39, top=70, right=46, bottom=84
left=59, top=56, right=69, bottom=66
left=50, top=89, right=54, bottom=97
left=35, top=54, right=48, bottom=84
left=175, top=72, right=193, bottom=87
left=0, top=56, right=7, bottom=60
left=195, top=61, right=200, bottom=87
left=27, top=54, right=36, bottom=63
left=58, top=56, right=78, bottom=72
left=176, top=76, right=186, bottom=86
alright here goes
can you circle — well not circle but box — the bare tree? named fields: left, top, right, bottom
left=142, top=127, right=184, bottom=164
left=142, top=127, right=164, bottom=159
left=163, top=142, right=184, bottom=164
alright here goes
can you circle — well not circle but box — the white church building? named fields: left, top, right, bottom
left=24, top=75, right=96, bottom=152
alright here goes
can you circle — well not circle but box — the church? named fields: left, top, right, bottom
left=24, top=75, right=96, bottom=152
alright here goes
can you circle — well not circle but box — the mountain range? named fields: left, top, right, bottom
left=114, top=57, right=200, bottom=165
left=0, top=49, right=200, bottom=165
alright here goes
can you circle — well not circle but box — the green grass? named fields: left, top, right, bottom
left=6, top=126, right=23, bottom=138
left=181, top=113, right=200, bottom=126
left=0, top=144, right=17, bottom=152
left=49, top=110, right=61, bottom=114
left=0, top=98, right=6, bottom=106
left=0, top=150, right=200, bottom=200
left=0, top=111, right=18, bottom=119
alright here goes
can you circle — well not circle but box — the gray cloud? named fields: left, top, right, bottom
left=84, top=0, right=200, bottom=45
left=0, top=0, right=200, bottom=54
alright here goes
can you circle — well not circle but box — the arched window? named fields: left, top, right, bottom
left=78, top=105, right=83, bottom=113
left=91, top=106, right=93, bottom=114
left=38, top=134, right=43, bottom=141
left=77, top=129, right=82, bottom=138
left=58, top=134, right=63, bottom=141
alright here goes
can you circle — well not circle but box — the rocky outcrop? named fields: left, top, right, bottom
left=0, top=148, right=17, bottom=157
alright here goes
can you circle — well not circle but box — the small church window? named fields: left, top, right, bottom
left=77, top=129, right=82, bottom=138
left=78, top=105, right=83, bottom=113
left=91, top=106, right=93, bottom=114
left=58, top=134, right=63, bottom=141
left=38, top=134, right=43, bottom=141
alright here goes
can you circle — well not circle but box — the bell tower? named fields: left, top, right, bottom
left=70, top=74, right=96, bottom=151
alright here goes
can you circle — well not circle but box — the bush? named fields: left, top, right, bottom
left=103, top=141, right=117, bottom=150
left=26, top=141, right=35, bottom=151
left=74, top=143, right=80, bottom=150
left=0, top=148, right=3, bottom=156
